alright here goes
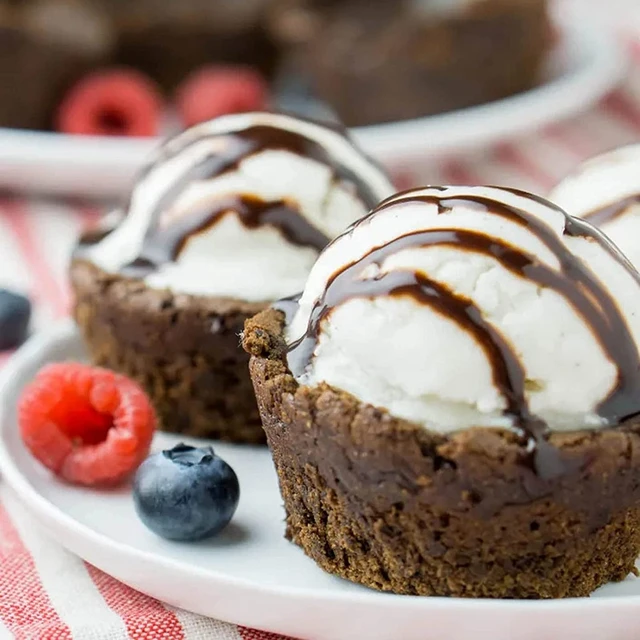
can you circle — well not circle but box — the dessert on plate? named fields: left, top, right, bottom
left=0, top=0, right=551, bottom=130
left=71, top=111, right=394, bottom=443
left=550, top=144, right=640, bottom=270
left=244, top=185, right=640, bottom=598
left=268, top=0, right=552, bottom=126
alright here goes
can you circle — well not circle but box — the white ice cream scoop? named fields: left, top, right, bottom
left=79, top=112, right=395, bottom=302
left=285, top=186, right=640, bottom=435
left=550, top=144, right=640, bottom=271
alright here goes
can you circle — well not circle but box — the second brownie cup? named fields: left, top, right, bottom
left=72, top=261, right=265, bottom=442
left=71, top=111, right=394, bottom=443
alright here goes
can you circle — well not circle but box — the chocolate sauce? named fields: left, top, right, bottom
left=505, top=187, right=640, bottom=282
left=287, top=230, right=528, bottom=401
left=287, top=191, right=640, bottom=478
left=76, top=224, right=117, bottom=249
left=418, top=196, right=640, bottom=426
left=120, top=120, right=382, bottom=273
left=122, top=195, right=329, bottom=276
left=584, top=195, right=640, bottom=226
left=504, top=187, right=640, bottom=230
left=75, top=211, right=124, bottom=251
left=145, top=125, right=378, bottom=242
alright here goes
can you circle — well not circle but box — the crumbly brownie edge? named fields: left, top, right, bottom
left=71, top=258, right=267, bottom=444
left=243, top=307, right=640, bottom=598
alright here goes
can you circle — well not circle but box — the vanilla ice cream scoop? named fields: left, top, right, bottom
left=285, top=186, right=640, bottom=439
left=550, top=144, right=640, bottom=270
left=79, top=112, right=394, bottom=301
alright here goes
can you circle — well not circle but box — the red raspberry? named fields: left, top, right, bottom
left=18, top=363, right=156, bottom=486
left=176, top=65, right=269, bottom=128
left=56, top=69, right=163, bottom=137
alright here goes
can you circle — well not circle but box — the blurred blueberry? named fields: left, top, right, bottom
left=0, top=289, right=31, bottom=350
left=272, top=66, right=341, bottom=126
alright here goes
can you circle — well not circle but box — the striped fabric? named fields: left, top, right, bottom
left=0, top=22, right=639, bottom=640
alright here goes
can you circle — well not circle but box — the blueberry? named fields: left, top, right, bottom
left=0, top=289, right=31, bottom=350
left=133, top=443, right=240, bottom=542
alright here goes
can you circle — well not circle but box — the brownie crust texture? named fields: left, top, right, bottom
left=71, top=258, right=266, bottom=444
left=243, top=308, right=640, bottom=598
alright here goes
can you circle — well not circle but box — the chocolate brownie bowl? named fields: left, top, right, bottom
left=243, top=185, right=640, bottom=597
left=268, top=0, right=552, bottom=126
left=71, top=111, right=394, bottom=443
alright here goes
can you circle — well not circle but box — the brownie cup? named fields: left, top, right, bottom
left=71, top=112, right=394, bottom=443
left=268, top=0, right=551, bottom=126
left=72, top=260, right=265, bottom=442
left=243, top=186, right=640, bottom=597
left=244, top=308, right=640, bottom=597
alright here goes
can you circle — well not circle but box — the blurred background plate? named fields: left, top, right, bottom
left=0, top=19, right=625, bottom=200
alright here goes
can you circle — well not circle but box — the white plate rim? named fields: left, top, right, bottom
left=0, top=319, right=639, bottom=625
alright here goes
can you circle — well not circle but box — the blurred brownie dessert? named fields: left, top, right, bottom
left=0, top=0, right=113, bottom=129
left=71, top=112, right=393, bottom=443
left=268, top=0, right=552, bottom=126
left=0, top=0, right=553, bottom=131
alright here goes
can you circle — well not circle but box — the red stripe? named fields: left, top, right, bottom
left=439, top=160, right=481, bottom=185
left=390, top=169, right=418, bottom=191
left=0, top=200, right=69, bottom=318
left=543, top=124, right=593, bottom=160
left=86, top=563, right=185, bottom=640
left=493, top=144, right=555, bottom=189
left=239, top=627, right=290, bottom=640
left=74, top=203, right=104, bottom=232
left=626, top=33, right=640, bottom=62
left=0, top=352, right=14, bottom=369
left=602, top=91, right=640, bottom=135
left=0, top=502, right=72, bottom=640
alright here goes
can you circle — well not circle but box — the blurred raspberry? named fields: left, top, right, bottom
left=56, top=69, right=163, bottom=137
left=176, top=65, right=269, bottom=127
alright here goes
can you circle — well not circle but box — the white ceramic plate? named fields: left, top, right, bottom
left=1, top=321, right=640, bottom=640
left=0, top=20, right=626, bottom=199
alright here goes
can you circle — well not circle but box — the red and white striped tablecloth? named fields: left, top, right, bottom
left=1, top=28, right=640, bottom=640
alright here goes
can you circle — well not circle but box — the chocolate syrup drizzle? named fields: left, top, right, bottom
left=122, top=195, right=330, bottom=277
left=84, top=121, right=383, bottom=272
left=584, top=194, right=640, bottom=226
left=130, top=124, right=381, bottom=271
left=286, top=190, right=640, bottom=477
